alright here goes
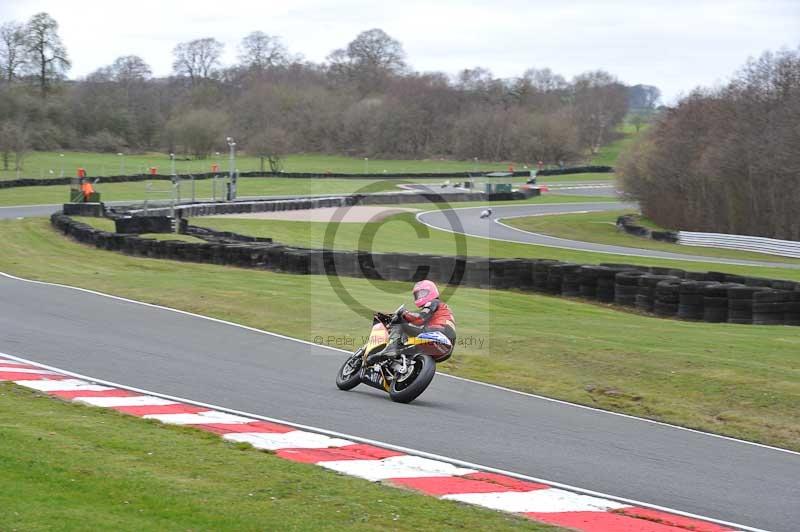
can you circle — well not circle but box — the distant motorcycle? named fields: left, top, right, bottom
left=335, top=305, right=450, bottom=403
left=480, top=208, right=493, bottom=219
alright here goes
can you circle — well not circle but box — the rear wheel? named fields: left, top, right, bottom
left=336, top=350, right=363, bottom=391
left=389, top=354, right=436, bottom=404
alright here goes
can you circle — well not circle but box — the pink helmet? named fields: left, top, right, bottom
left=413, top=280, right=439, bottom=307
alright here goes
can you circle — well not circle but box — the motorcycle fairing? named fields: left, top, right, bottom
left=364, top=322, right=389, bottom=356
left=406, top=330, right=452, bottom=347
left=361, top=365, right=390, bottom=391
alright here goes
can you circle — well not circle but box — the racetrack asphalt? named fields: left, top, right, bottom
left=1, top=273, right=798, bottom=531
left=417, top=202, right=800, bottom=269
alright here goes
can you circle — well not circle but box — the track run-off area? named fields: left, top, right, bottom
left=1, top=271, right=799, bottom=531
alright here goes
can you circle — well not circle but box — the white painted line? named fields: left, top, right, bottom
left=0, top=349, right=769, bottom=532
left=443, top=488, right=629, bottom=513
left=142, top=411, right=254, bottom=425
left=319, top=455, right=477, bottom=482
left=414, top=208, right=798, bottom=269
left=74, top=395, right=177, bottom=407
left=223, top=430, right=352, bottom=450
left=14, top=378, right=113, bottom=392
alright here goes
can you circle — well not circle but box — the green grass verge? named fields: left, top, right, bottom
left=1, top=151, right=543, bottom=181
left=1, top=218, right=799, bottom=451
left=503, top=210, right=800, bottom=265
left=0, top=174, right=613, bottom=207
left=70, top=217, right=206, bottom=243
left=590, top=124, right=642, bottom=167
left=0, top=382, right=554, bottom=531
left=190, top=210, right=800, bottom=282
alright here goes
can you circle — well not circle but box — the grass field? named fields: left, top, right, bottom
left=189, top=211, right=800, bottom=282
left=2, top=217, right=798, bottom=451
left=503, top=210, right=800, bottom=265
left=0, top=151, right=555, bottom=181
left=0, top=382, right=555, bottom=531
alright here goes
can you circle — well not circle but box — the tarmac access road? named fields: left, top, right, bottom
left=1, top=272, right=798, bottom=531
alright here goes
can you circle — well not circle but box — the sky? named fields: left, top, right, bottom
left=1, top=0, right=798, bottom=104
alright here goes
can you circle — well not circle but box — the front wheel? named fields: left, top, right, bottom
left=336, top=350, right=363, bottom=391
left=389, top=354, right=436, bottom=404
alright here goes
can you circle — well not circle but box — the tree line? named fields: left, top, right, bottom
left=619, top=47, right=800, bottom=240
left=0, top=12, right=659, bottom=172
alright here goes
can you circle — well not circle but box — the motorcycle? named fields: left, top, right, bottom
left=335, top=305, right=452, bottom=403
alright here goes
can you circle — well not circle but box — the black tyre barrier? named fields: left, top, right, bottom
left=678, top=281, right=720, bottom=321
left=702, top=282, right=743, bottom=323
left=727, top=286, right=773, bottom=324
left=615, top=271, right=647, bottom=307
left=560, top=264, right=582, bottom=297
left=50, top=203, right=800, bottom=326
left=636, top=275, right=680, bottom=313
left=2, top=165, right=610, bottom=190
left=654, top=279, right=682, bottom=317
left=786, top=291, right=800, bottom=326
left=537, top=165, right=613, bottom=176
left=578, top=265, right=602, bottom=299
left=616, top=214, right=679, bottom=243
left=753, top=290, right=793, bottom=326
left=115, top=216, right=174, bottom=234
left=63, top=203, right=105, bottom=216
left=533, top=260, right=560, bottom=292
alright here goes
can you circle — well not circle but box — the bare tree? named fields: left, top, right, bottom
left=24, top=12, right=70, bottom=96
left=628, top=84, right=661, bottom=110
left=0, top=120, right=29, bottom=171
left=571, top=70, right=628, bottom=152
left=521, top=67, right=568, bottom=92
left=0, top=21, right=27, bottom=82
left=167, top=108, right=229, bottom=158
left=620, top=47, right=800, bottom=240
left=327, top=28, right=406, bottom=93
left=172, top=38, right=224, bottom=85
left=110, top=55, right=152, bottom=83
left=238, top=32, right=289, bottom=72
left=246, top=127, right=290, bottom=172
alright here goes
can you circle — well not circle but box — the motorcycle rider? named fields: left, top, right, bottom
left=368, top=280, right=457, bottom=364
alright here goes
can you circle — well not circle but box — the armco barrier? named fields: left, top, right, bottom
left=678, top=231, right=800, bottom=259
left=50, top=196, right=800, bottom=326
left=617, top=214, right=800, bottom=258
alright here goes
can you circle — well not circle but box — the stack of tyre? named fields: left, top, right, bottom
left=654, top=279, right=682, bottom=317
left=614, top=271, right=646, bottom=307
left=678, top=281, right=719, bottom=320
left=752, top=290, right=793, bottom=325
left=728, top=286, right=772, bottom=324
left=635, top=275, right=679, bottom=313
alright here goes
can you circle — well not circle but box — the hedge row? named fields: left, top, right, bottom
left=0, top=166, right=609, bottom=189
left=51, top=212, right=799, bottom=327
left=616, top=214, right=678, bottom=243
